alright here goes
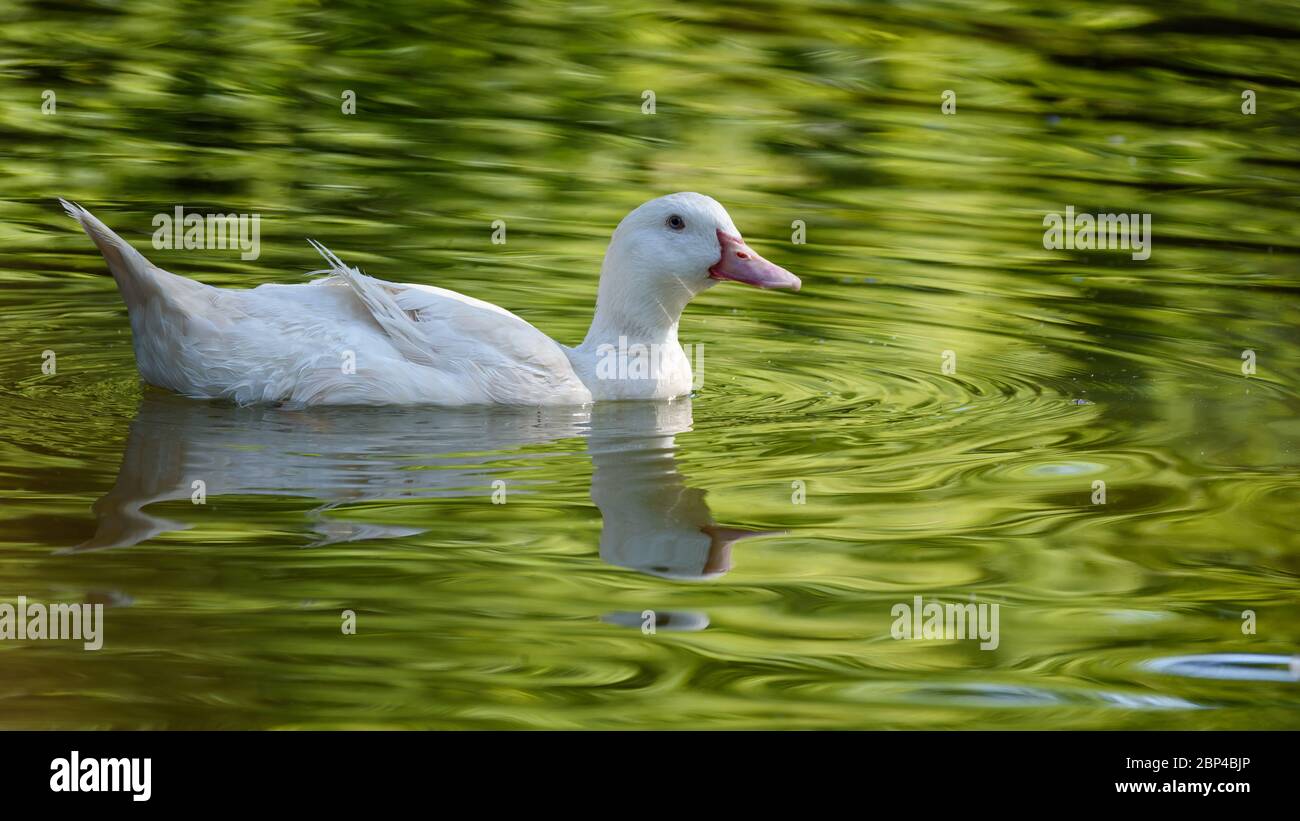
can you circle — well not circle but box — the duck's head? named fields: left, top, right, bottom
left=593, top=192, right=800, bottom=331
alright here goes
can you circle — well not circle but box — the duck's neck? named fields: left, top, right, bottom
left=577, top=261, right=691, bottom=352
left=569, top=261, right=695, bottom=399
left=579, top=304, right=681, bottom=352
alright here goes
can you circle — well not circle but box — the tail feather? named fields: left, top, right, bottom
left=60, top=198, right=162, bottom=307
left=306, top=239, right=437, bottom=367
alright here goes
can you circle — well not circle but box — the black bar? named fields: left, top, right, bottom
left=5, top=730, right=1287, bottom=807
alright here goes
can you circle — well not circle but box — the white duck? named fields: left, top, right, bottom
left=62, top=192, right=800, bottom=406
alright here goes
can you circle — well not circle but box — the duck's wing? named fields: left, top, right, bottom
left=307, top=241, right=589, bottom=404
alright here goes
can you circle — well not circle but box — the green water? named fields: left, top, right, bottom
left=1, top=0, right=1298, bottom=729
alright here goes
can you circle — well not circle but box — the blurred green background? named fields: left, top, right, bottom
left=0, top=0, right=1297, bottom=728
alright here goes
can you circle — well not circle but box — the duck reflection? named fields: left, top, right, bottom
left=588, top=401, right=778, bottom=580
left=76, top=394, right=777, bottom=585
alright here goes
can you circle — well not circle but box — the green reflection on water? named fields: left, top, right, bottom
left=0, top=0, right=1297, bottom=728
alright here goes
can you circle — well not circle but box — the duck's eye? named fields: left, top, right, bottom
left=666, top=214, right=686, bottom=231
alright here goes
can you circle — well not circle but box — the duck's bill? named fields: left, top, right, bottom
left=709, top=230, right=802, bottom=291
